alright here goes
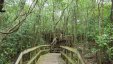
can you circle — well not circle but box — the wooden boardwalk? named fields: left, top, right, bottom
left=36, top=53, right=66, bottom=64
left=15, top=45, right=85, bottom=64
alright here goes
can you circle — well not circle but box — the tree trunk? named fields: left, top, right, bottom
left=110, top=0, right=113, bottom=22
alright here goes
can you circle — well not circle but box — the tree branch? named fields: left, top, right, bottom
left=54, top=0, right=74, bottom=29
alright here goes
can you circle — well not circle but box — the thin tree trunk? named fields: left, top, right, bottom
left=110, top=0, right=113, bottom=22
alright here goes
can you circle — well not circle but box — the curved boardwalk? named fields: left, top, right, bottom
left=37, top=53, right=66, bottom=64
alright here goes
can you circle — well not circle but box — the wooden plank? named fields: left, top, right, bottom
left=37, top=53, right=66, bottom=64
left=61, top=52, right=75, bottom=64
left=60, top=46, right=85, bottom=64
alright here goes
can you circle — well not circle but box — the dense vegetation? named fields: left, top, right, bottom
left=0, top=0, right=113, bottom=64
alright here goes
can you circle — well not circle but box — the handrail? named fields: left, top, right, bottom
left=22, top=45, right=50, bottom=54
left=61, top=52, right=75, bottom=64
left=15, top=45, right=50, bottom=64
left=27, top=49, right=49, bottom=64
left=60, top=46, right=85, bottom=64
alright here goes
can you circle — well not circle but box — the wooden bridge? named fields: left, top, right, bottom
left=15, top=45, right=85, bottom=64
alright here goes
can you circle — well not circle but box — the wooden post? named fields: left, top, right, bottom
left=20, top=58, right=22, bottom=64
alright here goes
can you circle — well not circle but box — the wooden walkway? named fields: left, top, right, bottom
left=36, top=53, right=66, bottom=64
left=15, top=45, right=85, bottom=64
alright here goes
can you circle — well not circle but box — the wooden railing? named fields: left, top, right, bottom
left=15, top=44, right=85, bottom=64
left=15, top=45, right=50, bottom=64
left=60, top=46, right=85, bottom=64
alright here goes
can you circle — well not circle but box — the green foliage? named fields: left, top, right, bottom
left=0, top=0, right=113, bottom=64
left=96, top=34, right=109, bottom=48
